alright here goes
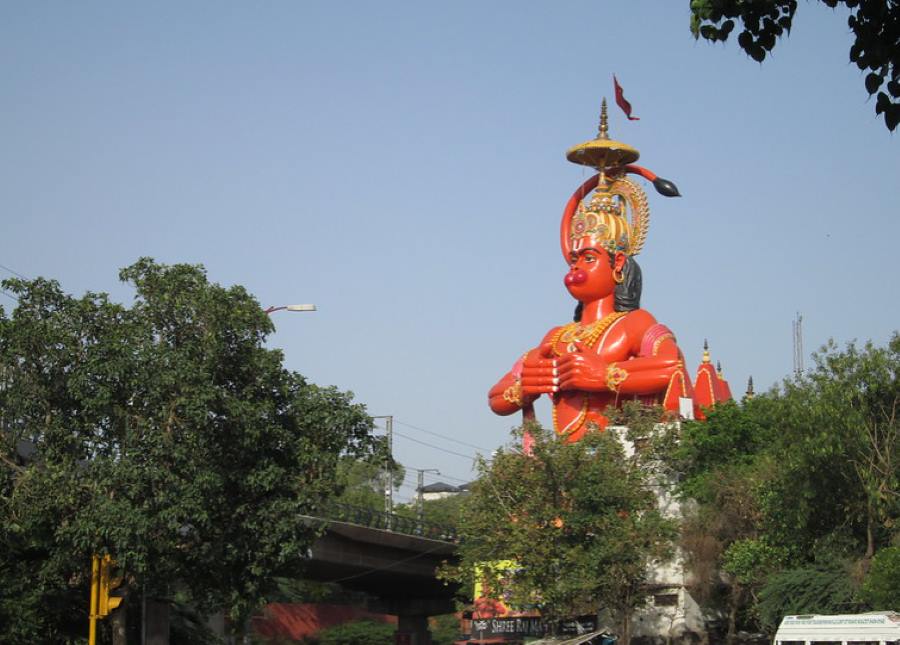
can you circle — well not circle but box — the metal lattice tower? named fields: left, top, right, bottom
left=792, top=312, right=804, bottom=377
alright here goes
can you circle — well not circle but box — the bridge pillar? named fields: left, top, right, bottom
left=396, top=614, right=431, bottom=645
left=370, top=598, right=450, bottom=645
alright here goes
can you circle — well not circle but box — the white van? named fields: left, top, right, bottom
left=774, top=612, right=900, bottom=645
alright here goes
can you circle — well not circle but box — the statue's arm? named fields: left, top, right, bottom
left=604, top=323, right=684, bottom=394
left=488, top=328, right=561, bottom=415
left=602, top=355, right=682, bottom=394
left=556, top=320, right=684, bottom=394
left=488, top=370, right=529, bottom=416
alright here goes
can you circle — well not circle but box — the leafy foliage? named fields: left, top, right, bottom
left=690, top=0, right=900, bottom=131
left=860, top=545, right=900, bottom=609
left=394, top=491, right=466, bottom=529
left=673, top=399, right=778, bottom=503
left=333, top=454, right=404, bottom=512
left=314, top=619, right=395, bottom=645
left=429, top=613, right=463, bottom=645
left=722, top=537, right=784, bottom=584
left=444, top=421, right=676, bottom=638
left=766, top=336, right=900, bottom=558
left=264, top=578, right=352, bottom=605
left=669, top=334, right=899, bottom=637
left=757, top=566, right=862, bottom=630
left=0, top=259, right=377, bottom=642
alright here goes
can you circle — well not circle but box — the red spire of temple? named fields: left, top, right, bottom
left=693, top=340, right=732, bottom=419
left=716, top=360, right=733, bottom=401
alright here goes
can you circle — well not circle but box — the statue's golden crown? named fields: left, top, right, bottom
left=568, top=176, right=648, bottom=256
left=569, top=190, right=630, bottom=255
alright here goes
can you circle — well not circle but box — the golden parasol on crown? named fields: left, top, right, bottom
left=560, top=98, right=680, bottom=262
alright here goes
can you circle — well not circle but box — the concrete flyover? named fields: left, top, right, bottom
left=300, top=505, right=462, bottom=644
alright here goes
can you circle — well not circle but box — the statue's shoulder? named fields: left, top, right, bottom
left=621, top=308, right=659, bottom=332
left=626, top=312, right=681, bottom=357
left=621, top=309, right=676, bottom=355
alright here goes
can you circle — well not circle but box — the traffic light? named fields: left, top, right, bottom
left=97, top=554, right=123, bottom=617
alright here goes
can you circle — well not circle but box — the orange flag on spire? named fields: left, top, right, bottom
left=613, top=75, right=640, bottom=121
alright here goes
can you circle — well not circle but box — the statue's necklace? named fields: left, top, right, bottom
left=549, top=311, right=627, bottom=436
left=550, top=311, right=627, bottom=356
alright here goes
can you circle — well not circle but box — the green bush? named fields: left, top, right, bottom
left=757, top=567, right=862, bottom=630
left=316, top=619, right=395, bottom=645
left=430, top=614, right=462, bottom=645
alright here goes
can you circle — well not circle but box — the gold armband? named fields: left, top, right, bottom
left=652, top=332, right=675, bottom=356
left=606, top=363, right=628, bottom=392
left=502, top=380, right=524, bottom=407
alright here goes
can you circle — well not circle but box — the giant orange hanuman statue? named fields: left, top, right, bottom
left=488, top=100, right=703, bottom=443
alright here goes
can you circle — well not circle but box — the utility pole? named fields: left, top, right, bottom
left=371, top=415, right=394, bottom=518
left=385, top=415, right=393, bottom=517
left=415, top=468, right=440, bottom=525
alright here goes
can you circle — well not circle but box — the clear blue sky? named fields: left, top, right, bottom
left=2, top=2, right=897, bottom=502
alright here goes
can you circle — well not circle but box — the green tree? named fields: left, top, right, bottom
left=333, top=454, right=404, bottom=512
left=720, top=537, right=786, bottom=637
left=668, top=335, right=899, bottom=638
left=0, top=259, right=377, bottom=643
left=672, top=398, right=779, bottom=503
left=394, top=492, right=466, bottom=529
left=444, top=422, right=676, bottom=642
left=860, top=545, right=900, bottom=609
left=758, top=336, right=900, bottom=560
left=667, top=398, right=782, bottom=640
left=690, top=0, right=900, bottom=131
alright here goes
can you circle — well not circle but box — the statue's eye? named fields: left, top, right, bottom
left=583, top=253, right=596, bottom=263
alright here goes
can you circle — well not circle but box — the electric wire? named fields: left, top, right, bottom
left=392, top=429, right=479, bottom=461
left=373, top=418, right=493, bottom=464
left=405, top=464, right=468, bottom=484
left=346, top=423, right=480, bottom=506
left=394, top=419, right=491, bottom=453
left=0, top=263, right=26, bottom=303
left=394, top=461, right=471, bottom=486
left=322, top=540, right=452, bottom=584
left=0, top=263, right=27, bottom=279
left=398, top=481, right=469, bottom=493
left=421, top=470, right=470, bottom=484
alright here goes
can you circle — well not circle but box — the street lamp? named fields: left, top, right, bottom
left=264, top=304, right=317, bottom=315
left=415, top=468, right=441, bottom=525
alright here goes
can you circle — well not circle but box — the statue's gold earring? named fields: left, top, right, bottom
left=613, top=268, right=624, bottom=284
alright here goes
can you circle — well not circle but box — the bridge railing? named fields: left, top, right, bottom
left=324, top=502, right=458, bottom=543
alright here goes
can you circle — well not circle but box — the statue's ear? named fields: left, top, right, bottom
left=613, top=251, right=627, bottom=273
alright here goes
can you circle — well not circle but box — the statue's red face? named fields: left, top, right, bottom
left=564, top=247, right=622, bottom=302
